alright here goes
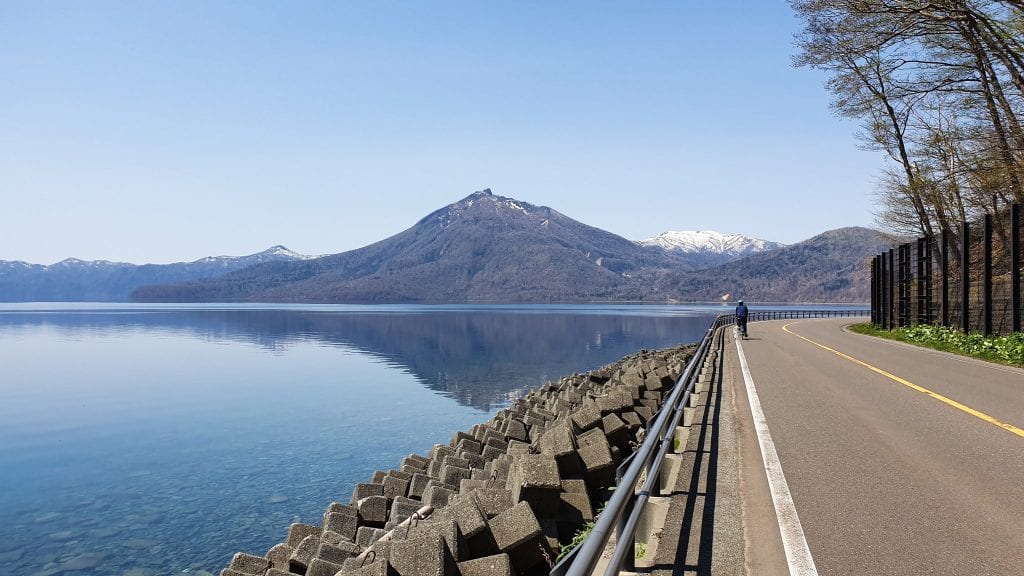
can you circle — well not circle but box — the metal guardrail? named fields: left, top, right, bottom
left=551, top=308, right=869, bottom=576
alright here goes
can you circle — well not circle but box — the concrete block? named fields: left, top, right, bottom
left=265, top=543, right=293, bottom=570
left=688, top=391, right=701, bottom=408
left=537, top=421, right=575, bottom=459
left=228, top=552, right=271, bottom=574
left=351, top=482, right=384, bottom=504
left=381, top=475, right=409, bottom=501
left=456, top=437, right=482, bottom=455
left=505, top=419, right=529, bottom=442
left=487, top=501, right=542, bottom=552
left=577, top=441, right=615, bottom=489
left=683, top=406, right=694, bottom=426
left=410, top=516, right=467, bottom=561
left=460, top=478, right=489, bottom=493
left=457, top=449, right=486, bottom=470
left=487, top=502, right=557, bottom=573
left=308, top=558, right=344, bottom=576
left=388, top=469, right=413, bottom=481
left=575, top=427, right=608, bottom=449
left=289, top=535, right=321, bottom=574
left=601, top=413, right=628, bottom=441
left=316, top=539, right=360, bottom=565
left=482, top=428, right=508, bottom=449
left=390, top=496, right=422, bottom=523
left=447, top=493, right=488, bottom=538
left=456, top=553, right=513, bottom=576
left=422, top=483, right=456, bottom=508
left=403, top=454, right=429, bottom=471
left=287, top=522, right=322, bottom=548
left=408, top=473, right=432, bottom=499
left=506, top=439, right=530, bottom=456
left=357, top=495, right=389, bottom=526
left=325, top=511, right=359, bottom=541
left=507, top=453, right=561, bottom=516
left=561, top=479, right=587, bottom=494
left=570, top=402, right=602, bottom=431
left=328, top=502, right=359, bottom=517
left=373, top=470, right=387, bottom=483
left=429, top=444, right=457, bottom=463
left=557, top=492, right=594, bottom=524
left=450, top=430, right=476, bottom=448
left=389, top=532, right=458, bottom=576
left=266, top=569, right=293, bottom=576
left=620, top=410, right=642, bottom=430
left=440, top=463, right=472, bottom=487
left=322, top=530, right=353, bottom=547
left=219, top=570, right=249, bottom=576
left=634, top=405, right=653, bottom=423
left=356, top=525, right=385, bottom=549
left=472, top=487, right=513, bottom=518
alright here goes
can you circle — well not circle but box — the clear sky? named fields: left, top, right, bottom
left=1, top=2, right=883, bottom=265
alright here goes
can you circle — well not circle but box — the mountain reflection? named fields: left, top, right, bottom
left=0, top=307, right=715, bottom=410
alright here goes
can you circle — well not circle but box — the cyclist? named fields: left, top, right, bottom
left=735, top=299, right=749, bottom=339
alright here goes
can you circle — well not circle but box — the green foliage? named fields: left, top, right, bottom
left=635, top=542, right=647, bottom=559
left=556, top=519, right=596, bottom=562
left=673, top=437, right=681, bottom=452
left=850, top=323, right=1024, bottom=366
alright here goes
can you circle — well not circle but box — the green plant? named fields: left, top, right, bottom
left=849, top=323, right=1024, bottom=366
left=673, top=437, right=681, bottom=452
left=556, top=520, right=595, bottom=561
left=635, top=541, right=647, bottom=559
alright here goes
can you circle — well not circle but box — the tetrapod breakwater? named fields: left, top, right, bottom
left=218, top=344, right=694, bottom=576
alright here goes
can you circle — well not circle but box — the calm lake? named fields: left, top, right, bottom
left=0, top=303, right=860, bottom=575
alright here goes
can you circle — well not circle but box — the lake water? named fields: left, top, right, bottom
left=0, top=303, right=745, bottom=576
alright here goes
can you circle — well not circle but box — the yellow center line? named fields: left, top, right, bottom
left=781, top=321, right=1024, bottom=439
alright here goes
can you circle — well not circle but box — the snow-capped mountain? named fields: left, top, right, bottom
left=638, top=230, right=784, bottom=269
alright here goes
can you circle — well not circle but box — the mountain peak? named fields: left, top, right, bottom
left=639, top=230, right=783, bottom=256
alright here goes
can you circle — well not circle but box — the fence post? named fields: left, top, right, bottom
left=941, top=229, right=949, bottom=328
left=880, top=251, right=888, bottom=327
left=961, top=222, right=970, bottom=332
left=1013, top=203, right=1020, bottom=333
left=984, top=213, right=993, bottom=336
left=916, top=237, right=926, bottom=325
left=873, top=255, right=880, bottom=325
left=888, top=248, right=895, bottom=330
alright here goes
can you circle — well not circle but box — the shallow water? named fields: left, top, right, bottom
left=0, top=303, right=737, bottom=576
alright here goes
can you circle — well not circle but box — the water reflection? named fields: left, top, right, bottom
left=0, top=306, right=714, bottom=411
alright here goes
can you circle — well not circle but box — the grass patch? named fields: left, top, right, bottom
left=849, top=322, right=1024, bottom=367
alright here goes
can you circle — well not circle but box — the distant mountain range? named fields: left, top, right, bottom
left=1, top=190, right=886, bottom=303
left=0, top=246, right=313, bottom=301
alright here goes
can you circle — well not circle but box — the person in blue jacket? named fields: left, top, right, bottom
left=735, top=299, right=749, bottom=338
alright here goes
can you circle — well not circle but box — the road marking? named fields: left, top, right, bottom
left=735, top=336, right=819, bottom=576
left=783, top=322, right=1024, bottom=439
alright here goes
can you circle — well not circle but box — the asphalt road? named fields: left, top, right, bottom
left=728, top=318, right=1024, bottom=575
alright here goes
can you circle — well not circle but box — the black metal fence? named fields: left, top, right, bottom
left=870, top=203, right=1023, bottom=335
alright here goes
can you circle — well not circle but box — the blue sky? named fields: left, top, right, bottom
left=1, top=2, right=882, bottom=264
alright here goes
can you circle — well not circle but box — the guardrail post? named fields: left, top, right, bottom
left=984, top=213, right=993, bottom=336
left=961, top=222, right=970, bottom=332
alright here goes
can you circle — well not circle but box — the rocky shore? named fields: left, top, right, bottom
left=218, top=344, right=694, bottom=576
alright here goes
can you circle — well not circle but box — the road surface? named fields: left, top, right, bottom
left=727, top=318, right=1024, bottom=575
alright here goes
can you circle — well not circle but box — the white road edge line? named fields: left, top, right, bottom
left=736, top=334, right=819, bottom=576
